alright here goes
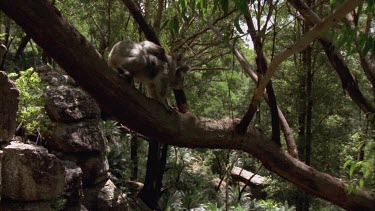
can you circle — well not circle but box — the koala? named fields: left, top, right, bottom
left=108, top=40, right=190, bottom=110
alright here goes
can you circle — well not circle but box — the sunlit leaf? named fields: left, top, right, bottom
left=359, top=179, right=364, bottom=188
left=349, top=162, right=356, bottom=177
left=343, top=159, right=352, bottom=170
left=234, top=17, right=244, bottom=34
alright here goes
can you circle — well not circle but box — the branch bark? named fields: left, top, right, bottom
left=1, top=0, right=374, bottom=209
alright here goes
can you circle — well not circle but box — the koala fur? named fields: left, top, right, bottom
left=108, top=40, right=190, bottom=109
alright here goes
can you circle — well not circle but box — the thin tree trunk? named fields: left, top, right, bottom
left=138, top=141, right=168, bottom=210
left=153, top=0, right=164, bottom=35
left=130, top=135, right=138, bottom=181
left=1, top=17, right=11, bottom=69
left=14, top=35, right=30, bottom=61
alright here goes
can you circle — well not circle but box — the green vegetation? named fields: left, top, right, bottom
left=9, top=68, right=51, bottom=136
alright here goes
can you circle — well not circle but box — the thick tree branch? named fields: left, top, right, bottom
left=1, top=0, right=374, bottom=209
left=287, top=0, right=375, bottom=113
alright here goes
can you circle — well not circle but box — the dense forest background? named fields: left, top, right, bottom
left=0, top=0, right=374, bottom=210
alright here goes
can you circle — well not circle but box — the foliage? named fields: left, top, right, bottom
left=49, top=197, right=67, bottom=211
left=343, top=132, right=375, bottom=194
left=9, top=68, right=51, bottom=136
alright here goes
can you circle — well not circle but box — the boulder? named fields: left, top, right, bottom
left=0, top=71, right=19, bottom=142
left=44, top=86, right=100, bottom=122
left=35, top=66, right=76, bottom=87
left=1, top=142, right=65, bottom=201
left=63, top=161, right=83, bottom=204
left=62, top=152, right=110, bottom=186
left=83, top=179, right=128, bottom=211
left=48, top=120, right=108, bottom=152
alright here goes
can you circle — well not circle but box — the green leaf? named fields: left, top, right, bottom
left=364, top=167, right=370, bottom=177
left=234, top=17, right=244, bottom=34
left=199, top=0, right=208, bottom=14
left=359, top=179, right=364, bottom=188
left=362, top=37, right=374, bottom=56
left=343, top=159, right=352, bottom=170
left=234, top=0, right=249, bottom=17
left=220, top=0, right=229, bottom=14
left=169, top=16, right=180, bottom=37
left=349, top=162, right=356, bottom=177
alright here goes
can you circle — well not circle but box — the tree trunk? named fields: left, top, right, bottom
left=14, top=35, right=30, bottom=62
left=138, top=142, right=168, bottom=210
left=1, top=0, right=374, bottom=209
left=130, top=135, right=138, bottom=181
left=0, top=16, right=11, bottom=69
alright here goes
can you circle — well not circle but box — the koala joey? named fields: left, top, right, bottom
left=108, top=40, right=190, bottom=110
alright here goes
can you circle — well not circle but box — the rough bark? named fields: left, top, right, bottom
left=1, top=0, right=374, bottom=209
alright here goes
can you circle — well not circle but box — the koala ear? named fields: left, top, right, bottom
left=173, top=53, right=184, bottom=62
left=177, top=65, right=191, bottom=74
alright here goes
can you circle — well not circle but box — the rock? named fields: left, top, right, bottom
left=1, top=142, right=65, bottom=201
left=44, top=86, right=100, bottom=122
left=62, top=152, right=110, bottom=186
left=35, top=66, right=76, bottom=87
left=83, top=179, right=128, bottom=211
left=48, top=120, right=108, bottom=152
left=63, top=161, right=83, bottom=204
left=77, top=153, right=110, bottom=186
left=0, top=200, right=52, bottom=211
left=0, top=71, right=19, bottom=142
